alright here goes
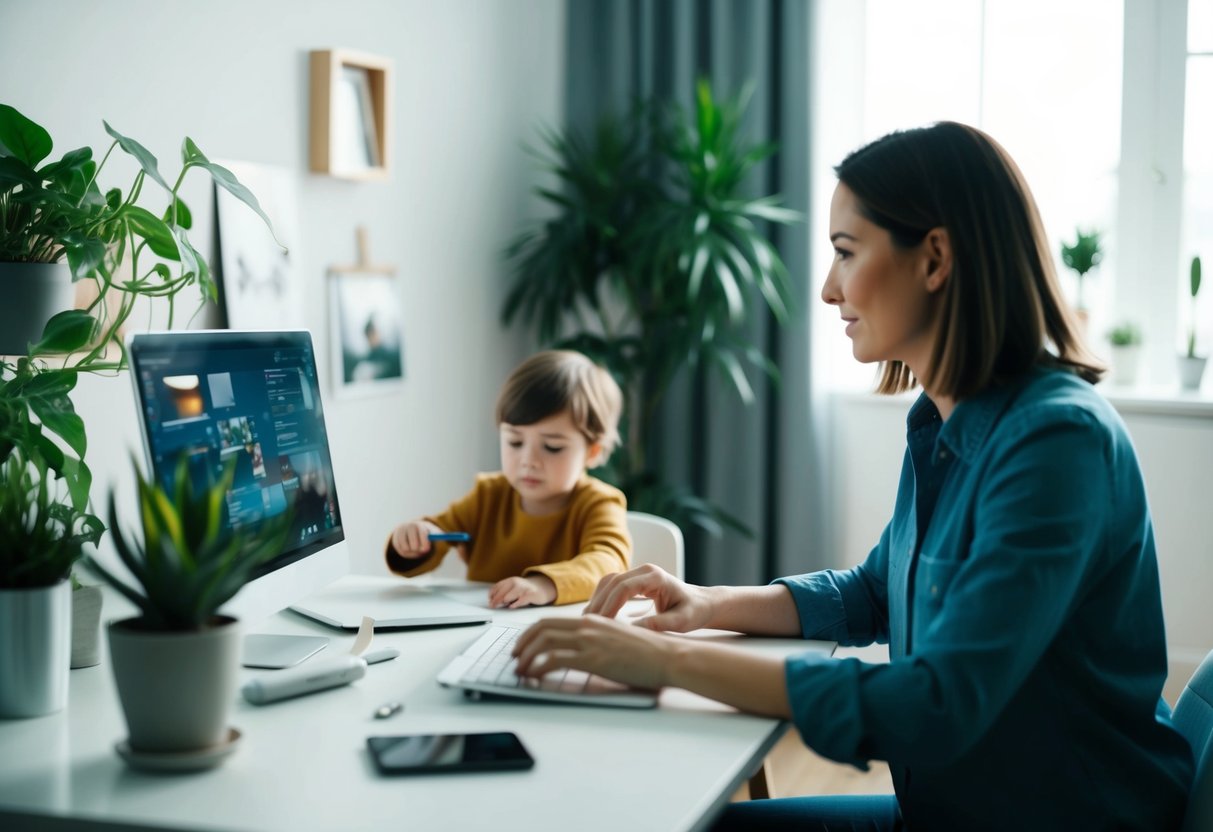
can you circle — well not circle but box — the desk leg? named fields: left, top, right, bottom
left=748, top=760, right=773, bottom=800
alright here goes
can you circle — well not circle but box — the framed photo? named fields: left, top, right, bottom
left=332, top=66, right=380, bottom=171
left=214, top=161, right=305, bottom=330
left=328, top=269, right=405, bottom=397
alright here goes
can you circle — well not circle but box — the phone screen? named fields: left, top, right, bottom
left=366, top=732, right=534, bottom=774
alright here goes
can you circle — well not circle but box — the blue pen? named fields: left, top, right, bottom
left=428, top=532, right=471, bottom=543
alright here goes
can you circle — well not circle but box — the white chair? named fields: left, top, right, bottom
left=1175, top=649, right=1213, bottom=832
left=625, top=511, right=684, bottom=580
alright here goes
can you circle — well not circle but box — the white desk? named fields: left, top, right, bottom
left=0, top=577, right=833, bottom=832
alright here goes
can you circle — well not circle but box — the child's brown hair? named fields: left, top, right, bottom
left=495, top=351, right=622, bottom=463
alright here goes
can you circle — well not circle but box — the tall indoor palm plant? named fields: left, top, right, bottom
left=503, top=81, right=799, bottom=534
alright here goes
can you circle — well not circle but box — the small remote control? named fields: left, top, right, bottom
left=242, top=655, right=367, bottom=705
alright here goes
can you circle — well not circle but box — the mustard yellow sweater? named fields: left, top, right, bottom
left=385, top=473, right=630, bottom=604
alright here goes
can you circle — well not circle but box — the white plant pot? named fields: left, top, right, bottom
left=1109, top=345, right=1141, bottom=387
left=107, top=615, right=241, bottom=753
left=0, top=262, right=76, bottom=356
left=0, top=581, right=71, bottom=717
left=70, top=585, right=103, bottom=669
left=1178, top=355, right=1208, bottom=391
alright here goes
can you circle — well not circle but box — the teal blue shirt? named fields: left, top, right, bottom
left=777, top=368, right=1192, bottom=830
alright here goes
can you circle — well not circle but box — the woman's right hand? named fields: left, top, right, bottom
left=389, top=519, right=441, bottom=559
left=586, top=564, right=716, bottom=633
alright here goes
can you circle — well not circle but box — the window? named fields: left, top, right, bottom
left=814, top=0, right=1213, bottom=395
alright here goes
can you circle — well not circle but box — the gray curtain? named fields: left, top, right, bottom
left=566, top=0, right=825, bottom=586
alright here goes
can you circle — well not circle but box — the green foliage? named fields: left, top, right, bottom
left=85, top=457, right=290, bottom=631
left=1189, top=254, right=1203, bottom=358
left=0, top=103, right=276, bottom=588
left=1060, top=228, right=1103, bottom=310
left=0, top=449, right=104, bottom=588
left=503, top=80, right=800, bottom=536
left=1107, top=321, right=1142, bottom=347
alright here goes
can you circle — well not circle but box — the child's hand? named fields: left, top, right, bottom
left=389, top=519, right=443, bottom=559
left=488, top=575, right=557, bottom=609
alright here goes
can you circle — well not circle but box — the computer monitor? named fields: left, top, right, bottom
left=126, top=330, right=348, bottom=663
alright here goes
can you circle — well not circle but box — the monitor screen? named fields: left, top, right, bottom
left=127, top=330, right=345, bottom=583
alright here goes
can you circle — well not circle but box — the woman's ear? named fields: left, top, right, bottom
left=923, top=227, right=953, bottom=293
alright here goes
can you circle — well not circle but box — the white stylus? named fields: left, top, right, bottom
left=242, top=655, right=368, bottom=705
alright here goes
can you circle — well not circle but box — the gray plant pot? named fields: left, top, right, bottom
left=108, top=616, right=241, bottom=753
left=1178, top=355, right=1208, bottom=391
left=0, top=262, right=76, bottom=356
left=70, top=585, right=103, bottom=669
left=0, top=581, right=71, bottom=717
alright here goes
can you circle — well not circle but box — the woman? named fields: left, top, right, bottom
left=513, top=122, right=1194, bottom=830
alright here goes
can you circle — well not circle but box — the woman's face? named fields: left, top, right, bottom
left=821, top=183, right=943, bottom=378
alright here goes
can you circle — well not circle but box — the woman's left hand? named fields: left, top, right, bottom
left=512, top=615, right=674, bottom=691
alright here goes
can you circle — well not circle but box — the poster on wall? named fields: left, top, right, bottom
left=328, top=269, right=405, bottom=397
left=214, top=160, right=305, bottom=330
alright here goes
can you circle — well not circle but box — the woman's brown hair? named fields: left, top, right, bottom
left=495, top=350, right=623, bottom=461
left=834, top=121, right=1104, bottom=397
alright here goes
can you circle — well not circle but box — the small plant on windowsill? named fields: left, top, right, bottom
left=1105, top=321, right=1143, bottom=388
left=1060, top=228, right=1103, bottom=317
left=1179, top=255, right=1206, bottom=391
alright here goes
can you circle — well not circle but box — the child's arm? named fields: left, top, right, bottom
left=385, top=483, right=482, bottom=578
left=523, top=481, right=630, bottom=605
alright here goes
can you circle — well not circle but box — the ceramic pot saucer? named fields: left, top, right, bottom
left=115, top=727, right=242, bottom=772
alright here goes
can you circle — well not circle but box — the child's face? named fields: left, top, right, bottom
left=500, top=409, right=601, bottom=515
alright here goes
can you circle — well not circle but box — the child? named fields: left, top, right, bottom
left=386, top=350, right=630, bottom=607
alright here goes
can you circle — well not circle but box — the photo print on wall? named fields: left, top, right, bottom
left=214, top=161, right=306, bottom=330
left=328, top=269, right=405, bottom=397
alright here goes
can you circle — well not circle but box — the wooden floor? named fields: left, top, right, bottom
left=732, top=643, right=895, bottom=803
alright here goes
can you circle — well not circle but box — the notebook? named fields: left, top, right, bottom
left=290, top=575, right=492, bottom=630
left=436, top=624, right=659, bottom=708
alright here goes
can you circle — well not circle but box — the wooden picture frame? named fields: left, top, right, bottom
left=309, top=49, right=393, bottom=180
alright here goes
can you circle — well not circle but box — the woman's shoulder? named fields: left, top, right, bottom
left=1002, top=367, right=1124, bottom=441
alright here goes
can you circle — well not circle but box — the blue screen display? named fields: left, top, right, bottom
left=129, top=331, right=344, bottom=577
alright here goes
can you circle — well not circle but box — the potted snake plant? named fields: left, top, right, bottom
left=85, top=456, right=288, bottom=762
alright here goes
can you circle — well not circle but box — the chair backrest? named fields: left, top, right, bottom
left=625, top=511, right=684, bottom=580
left=1174, top=649, right=1213, bottom=832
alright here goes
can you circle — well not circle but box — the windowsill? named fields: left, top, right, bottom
left=831, top=385, right=1213, bottom=418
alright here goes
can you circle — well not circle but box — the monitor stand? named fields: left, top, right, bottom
left=242, top=634, right=330, bottom=669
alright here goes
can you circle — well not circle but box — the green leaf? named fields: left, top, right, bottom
left=60, top=456, right=92, bottom=513
left=0, top=155, right=41, bottom=190
left=1192, top=256, right=1202, bottom=299
left=0, top=104, right=53, bottom=167
left=64, top=238, right=107, bottom=281
left=182, top=139, right=283, bottom=250
left=124, top=205, right=181, bottom=260
left=104, top=121, right=171, bottom=191
left=30, top=400, right=86, bottom=458
left=31, top=310, right=98, bottom=355
left=162, top=196, right=192, bottom=230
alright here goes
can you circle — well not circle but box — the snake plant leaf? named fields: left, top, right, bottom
left=103, top=120, right=171, bottom=192
left=1192, top=256, right=1202, bottom=299
left=0, top=103, right=53, bottom=167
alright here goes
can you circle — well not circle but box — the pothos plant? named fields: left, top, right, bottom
left=503, top=81, right=800, bottom=536
left=0, top=102, right=278, bottom=587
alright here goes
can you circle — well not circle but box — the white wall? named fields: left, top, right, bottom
left=831, top=392, right=1213, bottom=701
left=0, top=0, right=565, bottom=574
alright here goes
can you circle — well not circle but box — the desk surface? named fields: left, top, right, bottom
left=0, top=576, right=832, bottom=832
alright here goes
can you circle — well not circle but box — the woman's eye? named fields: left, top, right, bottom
left=834, top=247, right=852, bottom=261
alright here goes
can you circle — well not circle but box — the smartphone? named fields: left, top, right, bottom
left=366, top=732, right=534, bottom=775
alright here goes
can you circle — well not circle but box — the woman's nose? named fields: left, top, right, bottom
left=820, top=265, right=842, bottom=306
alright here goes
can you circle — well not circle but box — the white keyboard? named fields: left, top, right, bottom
left=436, top=624, right=659, bottom=709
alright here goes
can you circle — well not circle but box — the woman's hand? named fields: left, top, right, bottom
left=488, top=575, right=557, bottom=609
left=512, top=614, right=674, bottom=690
left=389, top=519, right=442, bottom=559
left=587, top=564, right=717, bottom=633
